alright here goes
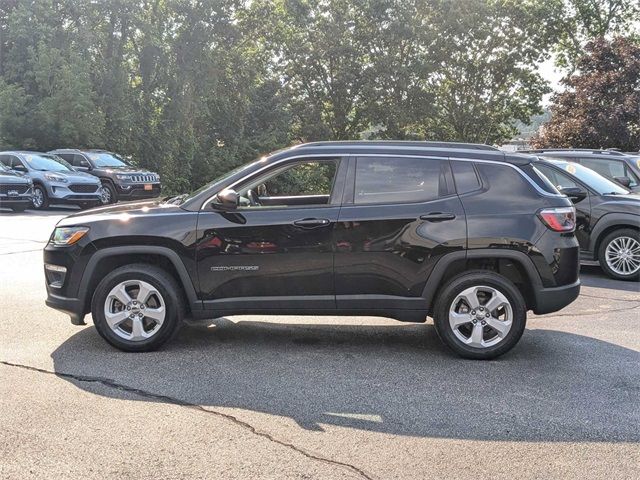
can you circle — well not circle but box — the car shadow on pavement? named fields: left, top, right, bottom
left=580, top=265, right=640, bottom=293
left=50, top=319, right=640, bottom=443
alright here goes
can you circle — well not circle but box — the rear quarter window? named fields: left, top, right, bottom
left=451, top=160, right=481, bottom=194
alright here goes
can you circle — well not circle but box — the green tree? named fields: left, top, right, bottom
left=532, top=37, right=640, bottom=151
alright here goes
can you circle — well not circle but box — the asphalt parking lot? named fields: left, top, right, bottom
left=1, top=208, right=639, bottom=479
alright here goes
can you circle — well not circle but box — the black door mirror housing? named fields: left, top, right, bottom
left=76, top=165, right=91, bottom=172
left=212, top=189, right=239, bottom=211
left=613, top=176, right=632, bottom=188
left=559, top=186, right=587, bottom=203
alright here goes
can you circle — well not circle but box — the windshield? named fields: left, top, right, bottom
left=86, top=152, right=129, bottom=168
left=169, top=156, right=268, bottom=204
left=0, top=162, right=7, bottom=171
left=550, top=160, right=629, bottom=195
left=23, top=154, right=74, bottom=172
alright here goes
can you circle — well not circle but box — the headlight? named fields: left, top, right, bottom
left=44, top=174, right=68, bottom=183
left=51, top=227, right=89, bottom=246
left=116, top=174, right=131, bottom=181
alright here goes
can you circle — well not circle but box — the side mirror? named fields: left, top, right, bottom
left=211, top=189, right=239, bottom=211
left=76, top=165, right=91, bottom=172
left=613, top=176, right=631, bottom=188
left=559, top=186, right=587, bottom=203
left=12, top=165, right=27, bottom=172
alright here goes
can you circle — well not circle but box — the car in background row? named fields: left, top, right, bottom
left=533, top=158, right=640, bottom=281
left=49, top=149, right=161, bottom=204
left=0, top=161, right=32, bottom=212
left=525, top=149, right=640, bottom=193
left=0, top=152, right=103, bottom=210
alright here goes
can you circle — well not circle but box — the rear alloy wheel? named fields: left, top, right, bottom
left=598, top=229, right=640, bottom=281
left=92, top=264, right=183, bottom=351
left=433, top=271, right=526, bottom=359
left=32, top=185, right=49, bottom=209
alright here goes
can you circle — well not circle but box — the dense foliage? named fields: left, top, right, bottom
left=0, top=1, right=637, bottom=193
left=532, top=37, right=640, bottom=151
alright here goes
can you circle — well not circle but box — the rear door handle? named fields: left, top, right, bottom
left=419, top=212, right=456, bottom=222
left=293, top=218, right=331, bottom=228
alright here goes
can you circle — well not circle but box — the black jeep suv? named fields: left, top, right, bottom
left=48, top=149, right=161, bottom=203
left=533, top=158, right=640, bottom=281
left=44, top=142, right=580, bottom=359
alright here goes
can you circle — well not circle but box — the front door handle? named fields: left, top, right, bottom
left=293, top=218, right=331, bottom=228
left=419, top=212, right=456, bottom=222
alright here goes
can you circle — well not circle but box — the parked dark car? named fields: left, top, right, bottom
left=43, top=141, right=580, bottom=359
left=525, top=149, right=640, bottom=193
left=0, top=161, right=33, bottom=212
left=49, top=149, right=161, bottom=204
left=0, top=151, right=102, bottom=210
left=533, top=158, right=640, bottom=281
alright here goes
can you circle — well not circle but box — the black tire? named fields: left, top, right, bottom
left=101, top=181, right=117, bottom=204
left=91, top=264, right=184, bottom=352
left=597, top=228, right=640, bottom=281
left=32, top=184, right=49, bottom=209
left=433, top=271, right=527, bottom=360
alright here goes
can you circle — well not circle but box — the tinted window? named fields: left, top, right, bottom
left=0, top=155, right=9, bottom=168
left=22, top=154, right=73, bottom=172
left=355, top=157, right=446, bottom=204
left=535, top=164, right=578, bottom=189
left=56, top=153, right=75, bottom=164
left=86, top=152, right=128, bottom=167
left=74, top=154, right=91, bottom=168
left=451, top=160, right=481, bottom=194
left=579, top=158, right=638, bottom=187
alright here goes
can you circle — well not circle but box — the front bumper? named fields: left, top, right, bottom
left=45, top=293, right=86, bottom=325
left=532, top=279, right=581, bottom=315
left=48, top=184, right=102, bottom=204
left=0, top=196, right=32, bottom=206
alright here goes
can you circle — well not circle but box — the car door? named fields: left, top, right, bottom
left=196, top=156, right=347, bottom=313
left=333, top=155, right=466, bottom=311
left=535, top=163, right=592, bottom=250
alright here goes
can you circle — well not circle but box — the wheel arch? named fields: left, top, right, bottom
left=590, top=214, right=640, bottom=260
left=79, top=246, right=200, bottom=315
left=423, top=249, right=543, bottom=314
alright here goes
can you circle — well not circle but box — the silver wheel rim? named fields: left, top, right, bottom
left=605, top=236, right=640, bottom=276
left=449, top=285, right=513, bottom=349
left=32, top=188, right=44, bottom=208
left=100, top=186, right=111, bottom=204
left=104, top=280, right=166, bottom=341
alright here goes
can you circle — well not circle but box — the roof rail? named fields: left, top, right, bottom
left=523, top=148, right=626, bottom=156
left=293, top=140, right=500, bottom=152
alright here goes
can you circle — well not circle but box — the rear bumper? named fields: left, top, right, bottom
left=533, top=279, right=581, bottom=315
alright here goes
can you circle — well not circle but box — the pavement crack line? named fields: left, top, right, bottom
left=0, top=360, right=373, bottom=480
left=536, top=303, right=640, bottom=319
left=0, top=248, right=44, bottom=255
left=579, top=293, right=640, bottom=303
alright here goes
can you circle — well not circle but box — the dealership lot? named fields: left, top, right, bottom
left=1, top=209, right=639, bottom=479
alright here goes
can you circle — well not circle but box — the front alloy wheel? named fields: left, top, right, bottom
left=32, top=185, right=48, bottom=209
left=92, top=264, right=183, bottom=351
left=104, top=280, right=166, bottom=341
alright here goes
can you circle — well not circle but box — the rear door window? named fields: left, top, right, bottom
left=354, top=157, right=448, bottom=204
left=535, top=164, right=578, bottom=189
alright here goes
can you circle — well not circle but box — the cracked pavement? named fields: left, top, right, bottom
left=1, top=209, right=639, bottom=479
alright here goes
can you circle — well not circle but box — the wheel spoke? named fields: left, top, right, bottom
left=460, top=288, right=480, bottom=309
left=104, top=310, right=129, bottom=328
left=130, top=317, right=146, bottom=340
left=144, top=306, right=165, bottom=323
left=136, top=283, right=154, bottom=304
left=449, top=311, right=470, bottom=329
left=485, top=317, right=511, bottom=337
left=484, top=293, right=506, bottom=314
left=111, top=285, right=132, bottom=305
left=468, top=323, right=484, bottom=347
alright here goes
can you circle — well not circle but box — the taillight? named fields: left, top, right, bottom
left=538, top=207, right=576, bottom=232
